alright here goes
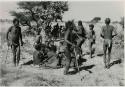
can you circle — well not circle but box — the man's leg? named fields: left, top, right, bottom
left=107, top=43, right=112, bottom=68
left=79, top=39, right=85, bottom=48
left=57, top=53, right=62, bottom=66
left=58, top=54, right=63, bottom=67
left=64, top=49, right=71, bottom=75
left=11, top=45, right=16, bottom=66
left=77, top=39, right=85, bottom=55
left=16, top=46, right=20, bottom=66
left=89, top=41, right=92, bottom=58
left=103, top=42, right=107, bottom=68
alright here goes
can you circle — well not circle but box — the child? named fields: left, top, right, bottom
left=88, top=24, right=96, bottom=58
left=57, top=41, right=66, bottom=67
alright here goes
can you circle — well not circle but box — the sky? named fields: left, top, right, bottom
left=0, top=1, right=124, bottom=22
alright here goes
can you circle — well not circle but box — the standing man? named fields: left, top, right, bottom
left=88, top=24, right=96, bottom=58
left=6, top=18, right=23, bottom=67
left=100, top=18, right=117, bottom=69
left=64, top=21, right=77, bottom=75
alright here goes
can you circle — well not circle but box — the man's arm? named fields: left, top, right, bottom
left=100, top=27, right=104, bottom=38
left=93, top=31, right=96, bottom=40
left=64, top=30, right=74, bottom=46
left=6, top=27, right=12, bottom=45
left=19, top=27, right=23, bottom=45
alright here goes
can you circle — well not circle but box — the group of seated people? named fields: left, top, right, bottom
left=33, top=30, right=66, bottom=68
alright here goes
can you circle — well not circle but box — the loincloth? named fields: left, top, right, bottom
left=103, top=39, right=112, bottom=48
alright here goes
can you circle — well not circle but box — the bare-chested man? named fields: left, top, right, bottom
left=100, top=18, right=117, bottom=69
left=6, top=18, right=23, bottom=66
left=64, top=21, right=77, bottom=75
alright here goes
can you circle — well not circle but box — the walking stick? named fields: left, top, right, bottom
left=5, top=46, right=9, bottom=64
left=74, top=47, right=80, bottom=74
left=74, top=47, right=85, bottom=81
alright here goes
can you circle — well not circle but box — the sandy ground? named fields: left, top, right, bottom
left=0, top=38, right=124, bottom=86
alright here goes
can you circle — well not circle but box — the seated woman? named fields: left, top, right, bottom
left=33, top=29, right=44, bottom=66
left=43, top=40, right=58, bottom=68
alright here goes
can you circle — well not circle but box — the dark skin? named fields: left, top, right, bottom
left=6, top=20, right=23, bottom=66
left=74, top=22, right=86, bottom=55
left=64, top=25, right=77, bottom=75
left=34, top=31, right=42, bottom=46
left=57, top=42, right=64, bottom=67
left=100, top=21, right=117, bottom=69
left=88, top=26, right=96, bottom=58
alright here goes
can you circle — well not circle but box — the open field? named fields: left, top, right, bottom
left=0, top=21, right=124, bottom=86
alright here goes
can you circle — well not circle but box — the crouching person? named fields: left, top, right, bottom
left=33, top=29, right=44, bottom=66
left=45, top=40, right=58, bottom=67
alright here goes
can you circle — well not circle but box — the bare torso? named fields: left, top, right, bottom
left=9, top=26, right=21, bottom=45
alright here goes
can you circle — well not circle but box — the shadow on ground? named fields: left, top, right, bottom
left=109, top=59, right=122, bottom=68
left=68, top=64, right=95, bottom=75
left=23, top=60, right=33, bottom=65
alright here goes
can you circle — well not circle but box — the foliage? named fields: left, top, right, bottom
left=10, top=1, right=68, bottom=35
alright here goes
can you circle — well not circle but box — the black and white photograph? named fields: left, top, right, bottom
left=0, top=0, right=124, bottom=86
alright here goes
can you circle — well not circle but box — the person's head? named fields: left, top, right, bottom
left=36, top=28, right=41, bottom=35
left=34, top=44, right=41, bottom=51
left=78, top=20, right=83, bottom=26
left=13, top=18, right=19, bottom=26
left=105, top=18, right=111, bottom=25
left=89, top=24, right=94, bottom=30
left=65, top=20, right=74, bottom=31
left=49, top=40, right=54, bottom=46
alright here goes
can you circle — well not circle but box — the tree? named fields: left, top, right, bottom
left=10, top=1, right=68, bottom=34
left=91, top=17, right=101, bottom=23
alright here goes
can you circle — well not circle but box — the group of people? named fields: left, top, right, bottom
left=45, top=22, right=65, bottom=40
left=6, top=17, right=117, bottom=75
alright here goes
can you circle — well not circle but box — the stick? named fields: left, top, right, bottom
left=74, top=47, right=80, bottom=74
left=5, top=46, right=9, bottom=64
left=39, top=56, right=51, bottom=66
left=74, top=47, right=85, bottom=81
